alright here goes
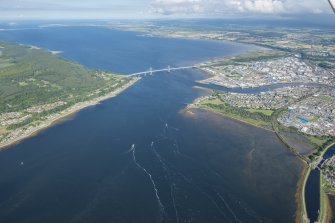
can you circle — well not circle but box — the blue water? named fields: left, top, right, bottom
left=0, top=25, right=302, bottom=223
left=306, top=145, right=335, bottom=223
left=305, top=170, right=321, bottom=223
left=0, top=26, right=250, bottom=73
left=330, top=197, right=335, bottom=223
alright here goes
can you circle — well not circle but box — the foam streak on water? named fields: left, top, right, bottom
left=216, top=191, right=242, bottom=223
left=130, top=145, right=165, bottom=219
left=150, top=141, right=180, bottom=222
left=170, top=184, right=180, bottom=223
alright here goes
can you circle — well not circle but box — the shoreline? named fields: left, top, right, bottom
left=187, top=98, right=335, bottom=223
left=185, top=101, right=274, bottom=133
left=3, top=28, right=333, bottom=221
left=113, top=26, right=335, bottom=223
left=0, top=77, right=140, bottom=151
left=298, top=163, right=311, bottom=223
left=196, top=79, right=335, bottom=91
left=185, top=104, right=309, bottom=223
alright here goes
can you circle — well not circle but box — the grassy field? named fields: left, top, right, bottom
left=204, top=50, right=288, bottom=67
left=246, top=108, right=274, bottom=116
left=199, top=98, right=273, bottom=130
left=232, top=50, right=288, bottom=62
left=308, top=136, right=329, bottom=147
left=0, top=127, right=6, bottom=135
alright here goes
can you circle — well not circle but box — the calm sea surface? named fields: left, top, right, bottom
left=0, top=26, right=302, bottom=223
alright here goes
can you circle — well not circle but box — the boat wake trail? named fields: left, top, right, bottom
left=130, top=144, right=165, bottom=219
left=151, top=142, right=179, bottom=223
left=151, top=141, right=180, bottom=223
left=152, top=121, right=243, bottom=222
left=164, top=121, right=179, bottom=132
left=215, top=191, right=242, bottom=223
left=171, top=184, right=180, bottom=223
left=159, top=140, right=242, bottom=222
left=151, top=141, right=169, bottom=173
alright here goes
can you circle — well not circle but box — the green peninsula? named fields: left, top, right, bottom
left=0, top=41, right=138, bottom=148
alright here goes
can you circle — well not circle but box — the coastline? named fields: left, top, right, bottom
left=298, top=163, right=311, bottom=223
left=195, top=79, right=335, bottom=91
left=185, top=100, right=274, bottom=133
left=187, top=97, right=335, bottom=223
left=184, top=104, right=309, bottom=223
left=114, top=25, right=335, bottom=223
left=2, top=27, right=333, bottom=221
left=0, top=77, right=140, bottom=151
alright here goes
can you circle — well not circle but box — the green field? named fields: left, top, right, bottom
left=246, top=108, right=274, bottom=116
left=233, top=50, right=288, bottom=62
left=308, top=136, right=329, bottom=147
left=199, top=98, right=273, bottom=130
left=202, top=50, right=288, bottom=68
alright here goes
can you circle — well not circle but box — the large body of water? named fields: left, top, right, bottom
left=0, top=25, right=303, bottom=223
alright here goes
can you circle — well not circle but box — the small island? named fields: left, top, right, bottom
left=0, top=41, right=139, bottom=149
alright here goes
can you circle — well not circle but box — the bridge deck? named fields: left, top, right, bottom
left=128, top=66, right=197, bottom=76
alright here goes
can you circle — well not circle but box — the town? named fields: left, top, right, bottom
left=0, top=101, right=68, bottom=144
left=205, top=85, right=335, bottom=137
left=322, top=156, right=335, bottom=189
left=278, top=88, right=335, bottom=137
left=200, top=57, right=335, bottom=88
left=216, top=86, right=321, bottom=110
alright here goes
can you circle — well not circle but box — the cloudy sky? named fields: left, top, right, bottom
left=0, top=0, right=332, bottom=20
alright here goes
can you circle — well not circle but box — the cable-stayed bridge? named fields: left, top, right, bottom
left=128, top=65, right=197, bottom=77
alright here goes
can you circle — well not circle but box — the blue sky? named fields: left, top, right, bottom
left=0, top=0, right=333, bottom=20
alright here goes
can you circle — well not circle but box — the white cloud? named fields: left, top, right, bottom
left=151, top=0, right=204, bottom=15
left=0, top=0, right=332, bottom=19
left=151, top=0, right=332, bottom=16
left=241, top=0, right=285, bottom=13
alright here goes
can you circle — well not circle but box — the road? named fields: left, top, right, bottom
left=128, top=65, right=197, bottom=77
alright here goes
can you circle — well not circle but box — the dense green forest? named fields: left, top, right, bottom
left=0, top=41, right=133, bottom=113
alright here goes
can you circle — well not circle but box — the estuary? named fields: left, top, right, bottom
left=0, top=25, right=303, bottom=223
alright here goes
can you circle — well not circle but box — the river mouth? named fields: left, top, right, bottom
left=0, top=24, right=302, bottom=223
